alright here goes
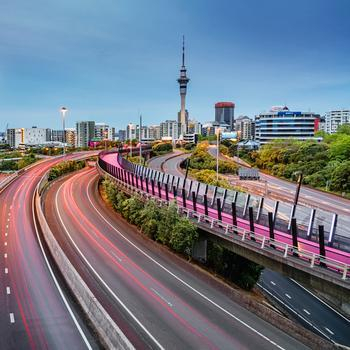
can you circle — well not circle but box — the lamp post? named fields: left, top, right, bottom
left=216, top=127, right=221, bottom=183
left=104, top=130, right=108, bottom=151
left=60, top=107, right=68, bottom=156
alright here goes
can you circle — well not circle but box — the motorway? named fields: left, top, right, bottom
left=207, top=146, right=350, bottom=218
left=44, top=166, right=310, bottom=349
left=0, top=155, right=98, bottom=349
left=148, top=151, right=350, bottom=347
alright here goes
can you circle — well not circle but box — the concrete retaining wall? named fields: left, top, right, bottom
left=35, top=175, right=134, bottom=350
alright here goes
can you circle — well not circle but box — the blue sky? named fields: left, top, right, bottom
left=0, top=0, right=349, bottom=130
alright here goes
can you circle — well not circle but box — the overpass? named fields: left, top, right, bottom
left=98, top=151, right=350, bottom=315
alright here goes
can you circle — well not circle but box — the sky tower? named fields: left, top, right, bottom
left=177, top=36, right=190, bottom=137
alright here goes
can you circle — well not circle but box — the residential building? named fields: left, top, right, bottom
left=324, top=110, right=350, bottom=134
left=255, top=106, right=320, bottom=145
left=94, top=123, right=115, bottom=141
left=7, top=128, right=22, bottom=148
left=126, top=123, right=138, bottom=140
left=65, top=128, right=76, bottom=147
left=51, top=130, right=65, bottom=143
left=188, top=120, right=202, bottom=134
left=147, top=125, right=161, bottom=141
left=235, top=116, right=255, bottom=140
left=117, top=129, right=126, bottom=142
left=75, top=121, right=95, bottom=148
left=160, top=120, right=179, bottom=141
left=215, top=102, right=235, bottom=130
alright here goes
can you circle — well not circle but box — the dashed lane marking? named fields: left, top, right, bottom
left=5, top=268, right=8, bottom=274
left=303, top=309, right=310, bottom=315
left=285, top=294, right=291, bottom=299
left=270, top=281, right=276, bottom=286
left=9, top=313, right=15, bottom=323
left=4, top=253, right=7, bottom=258
left=325, top=327, right=334, bottom=335
left=6, top=287, right=11, bottom=295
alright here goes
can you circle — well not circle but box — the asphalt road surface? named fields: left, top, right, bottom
left=44, top=167, right=310, bottom=349
left=148, top=151, right=350, bottom=347
left=0, top=155, right=98, bottom=350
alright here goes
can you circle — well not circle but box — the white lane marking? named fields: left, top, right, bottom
left=285, top=294, right=291, bottom=299
left=56, top=182, right=149, bottom=350
left=86, top=175, right=287, bottom=350
left=4, top=253, right=7, bottom=258
left=257, top=283, right=334, bottom=343
left=9, top=313, right=15, bottom=323
left=270, top=281, right=276, bottom=286
left=7, top=218, right=10, bottom=221
left=6, top=286, right=11, bottom=294
left=303, top=309, right=310, bottom=315
left=111, top=251, right=122, bottom=262
left=32, top=182, right=93, bottom=350
left=8, top=212, right=11, bottom=216
left=325, top=327, right=334, bottom=335
left=290, top=279, right=350, bottom=323
left=6, top=224, right=8, bottom=228
left=5, top=232, right=8, bottom=236
left=150, top=288, right=173, bottom=307
left=4, top=242, right=7, bottom=246
left=5, top=268, right=8, bottom=274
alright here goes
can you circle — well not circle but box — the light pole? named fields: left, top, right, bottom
left=60, top=107, right=68, bottom=156
left=104, top=130, right=108, bottom=151
left=216, top=127, right=221, bottom=183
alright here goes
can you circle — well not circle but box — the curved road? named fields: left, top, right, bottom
left=44, top=166, right=310, bottom=349
left=0, top=155, right=98, bottom=349
left=148, top=151, right=350, bottom=347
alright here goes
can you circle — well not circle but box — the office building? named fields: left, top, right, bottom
left=324, top=110, right=350, bottom=134
left=51, top=130, right=65, bottom=143
left=75, top=121, right=95, bottom=148
left=117, top=129, right=126, bottom=142
left=7, top=127, right=50, bottom=148
left=147, top=125, right=161, bottom=141
left=188, top=120, right=202, bottom=134
left=255, top=106, right=320, bottom=145
left=177, top=36, right=190, bottom=137
left=215, top=102, right=235, bottom=130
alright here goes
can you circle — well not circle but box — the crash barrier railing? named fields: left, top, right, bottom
left=98, top=156, right=350, bottom=282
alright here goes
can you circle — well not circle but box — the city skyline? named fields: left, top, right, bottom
left=1, top=0, right=349, bottom=130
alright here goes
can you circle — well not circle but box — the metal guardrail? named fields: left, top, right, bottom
left=98, top=156, right=350, bottom=282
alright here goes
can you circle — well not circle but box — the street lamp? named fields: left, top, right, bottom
left=215, top=127, right=221, bottom=183
left=60, top=107, right=68, bottom=156
left=104, top=130, right=108, bottom=151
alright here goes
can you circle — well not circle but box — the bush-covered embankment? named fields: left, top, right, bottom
left=246, top=126, right=350, bottom=197
left=101, top=178, right=262, bottom=290
left=48, top=160, right=86, bottom=181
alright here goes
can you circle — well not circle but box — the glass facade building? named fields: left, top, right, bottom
left=255, top=110, right=320, bottom=145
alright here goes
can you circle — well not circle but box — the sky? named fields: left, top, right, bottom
left=0, top=0, right=349, bottom=130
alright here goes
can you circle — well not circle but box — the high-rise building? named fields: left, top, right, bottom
left=7, top=128, right=22, bottom=148
left=188, top=120, right=202, bottom=134
left=65, top=128, right=76, bottom=147
left=51, top=130, right=65, bottom=143
left=117, top=129, right=126, bottom=142
left=126, top=123, right=138, bottom=140
left=324, top=110, right=350, bottom=134
left=235, top=116, right=255, bottom=140
left=94, top=123, right=115, bottom=141
left=75, top=121, right=95, bottom=148
left=147, top=125, right=161, bottom=141
left=215, top=102, right=235, bottom=130
left=255, top=106, right=320, bottom=145
left=160, top=120, right=179, bottom=141
left=177, top=36, right=190, bottom=137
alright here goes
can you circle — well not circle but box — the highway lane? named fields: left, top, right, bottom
left=0, top=155, right=98, bottom=349
left=208, top=146, right=350, bottom=217
left=148, top=151, right=350, bottom=347
left=45, top=167, right=310, bottom=349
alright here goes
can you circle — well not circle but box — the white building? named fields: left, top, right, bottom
left=126, top=123, right=138, bottom=140
left=255, top=106, right=320, bottom=145
left=235, top=116, right=255, bottom=140
left=324, top=110, right=350, bottom=134
left=7, top=128, right=22, bottom=148
left=160, top=120, right=179, bottom=141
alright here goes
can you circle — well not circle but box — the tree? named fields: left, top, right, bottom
left=337, top=123, right=350, bottom=135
